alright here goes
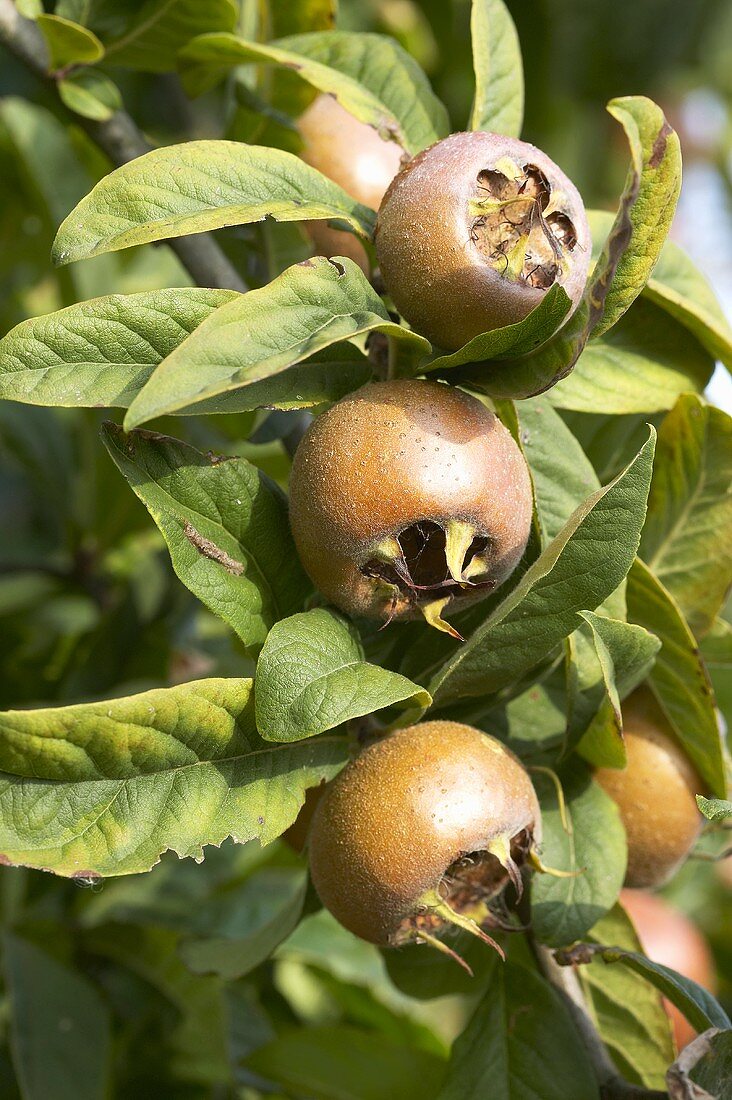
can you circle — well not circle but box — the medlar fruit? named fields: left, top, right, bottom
left=308, top=720, right=541, bottom=969
left=375, top=131, right=591, bottom=350
left=288, top=379, right=533, bottom=636
left=596, top=687, right=704, bottom=889
left=621, top=888, right=717, bottom=1050
left=298, top=94, right=405, bottom=273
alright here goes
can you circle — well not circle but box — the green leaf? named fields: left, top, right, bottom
left=437, top=962, right=599, bottom=1100
left=124, top=257, right=426, bottom=426
left=426, top=285, right=572, bottom=395
left=531, top=763, right=626, bottom=947
left=428, top=430, right=655, bottom=707
left=180, top=31, right=449, bottom=156
left=179, top=867, right=308, bottom=979
left=36, top=13, right=104, bottom=69
left=696, top=795, right=732, bottom=822
left=469, top=0, right=524, bottom=137
left=3, top=933, right=112, bottom=1100
left=52, top=142, right=376, bottom=266
left=255, top=608, right=431, bottom=743
left=58, top=70, right=122, bottom=121
left=102, top=0, right=237, bottom=73
left=580, top=906, right=675, bottom=1091
left=548, top=298, right=714, bottom=414
left=700, top=617, right=732, bottom=667
left=582, top=946, right=731, bottom=1036
left=0, top=288, right=236, bottom=408
left=592, top=96, right=682, bottom=336
left=247, top=1024, right=446, bottom=1100
left=687, top=1031, right=732, bottom=1097
left=589, top=209, right=732, bottom=370
left=626, top=558, right=727, bottom=798
left=0, top=678, right=346, bottom=876
left=569, top=612, right=660, bottom=767
left=102, top=425, right=308, bottom=649
left=639, top=394, right=732, bottom=639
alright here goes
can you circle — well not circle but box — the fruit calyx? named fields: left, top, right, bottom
left=362, top=518, right=496, bottom=637
left=468, top=159, right=580, bottom=290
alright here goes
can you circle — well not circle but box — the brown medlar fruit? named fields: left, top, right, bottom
left=288, top=379, right=533, bottom=636
left=375, top=131, right=591, bottom=350
left=308, top=720, right=541, bottom=969
left=596, top=686, right=704, bottom=889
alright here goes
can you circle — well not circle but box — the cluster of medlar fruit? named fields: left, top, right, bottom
left=285, top=101, right=709, bottom=977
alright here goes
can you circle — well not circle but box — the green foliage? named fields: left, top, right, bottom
left=0, top=1, right=731, bottom=1096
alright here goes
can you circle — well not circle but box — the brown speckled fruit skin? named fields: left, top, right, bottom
left=596, top=687, right=704, bottom=889
left=375, top=131, right=591, bottom=350
left=299, top=95, right=405, bottom=273
left=288, top=379, right=533, bottom=621
left=309, top=721, right=541, bottom=945
left=621, top=889, right=716, bottom=1049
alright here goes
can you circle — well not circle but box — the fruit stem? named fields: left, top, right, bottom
left=386, top=335, right=401, bottom=381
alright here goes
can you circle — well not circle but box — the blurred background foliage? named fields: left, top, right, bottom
left=0, top=2, right=730, bottom=1097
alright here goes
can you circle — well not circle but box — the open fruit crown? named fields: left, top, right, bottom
left=0, top=0, right=731, bottom=1094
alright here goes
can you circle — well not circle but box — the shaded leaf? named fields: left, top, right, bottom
left=36, top=13, right=104, bottom=69
left=639, top=394, right=732, bottom=638
left=58, top=70, right=122, bottom=121
left=102, top=0, right=237, bottom=73
left=52, top=143, right=376, bottom=265
left=255, top=608, right=431, bottom=743
left=428, top=430, right=655, bottom=707
left=102, top=424, right=309, bottom=649
left=437, top=962, right=599, bottom=1100
left=627, top=558, right=726, bottom=798
left=0, top=677, right=347, bottom=876
left=0, top=288, right=236, bottom=408
left=469, top=0, right=523, bottom=137
left=4, top=933, right=111, bottom=1100
left=181, top=30, right=449, bottom=156
left=124, top=258, right=425, bottom=426
left=531, top=763, right=626, bottom=947
left=580, top=905, right=675, bottom=1091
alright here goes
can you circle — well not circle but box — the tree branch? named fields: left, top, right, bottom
left=530, top=938, right=668, bottom=1100
left=0, top=0, right=248, bottom=293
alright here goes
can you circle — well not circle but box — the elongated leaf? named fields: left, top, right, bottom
left=179, top=867, right=308, bottom=979
left=582, top=946, right=730, bottom=1036
left=531, top=763, right=626, bottom=946
left=627, top=558, right=726, bottom=798
left=548, top=298, right=714, bottom=414
left=52, top=143, right=376, bottom=266
left=0, top=678, right=346, bottom=876
left=592, top=97, right=681, bottom=336
left=437, top=962, right=598, bottom=1100
left=580, top=906, right=675, bottom=1091
left=255, top=609, right=431, bottom=743
left=181, top=30, right=449, bottom=156
left=248, top=1024, right=446, bottom=1100
left=428, top=430, right=655, bottom=707
left=36, top=13, right=104, bottom=68
left=469, top=0, right=523, bottom=137
left=0, top=288, right=236, bottom=408
left=425, top=284, right=571, bottom=385
left=125, top=257, right=425, bottom=426
left=102, top=0, right=237, bottom=72
left=700, top=617, right=732, bottom=667
left=569, top=612, right=660, bottom=767
left=589, top=209, right=732, bottom=369
left=639, top=394, right=732, bottom=638
left=58, top=70, right=122, bottom=122
left=4, top=934, right=111, bottom=1100
left=697, top=795, right=732, bottom=822
left=102, top=425, right=308, bottom=649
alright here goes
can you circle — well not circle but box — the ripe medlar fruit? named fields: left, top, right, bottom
left=308, top=720, right=541, bottom=969
left=621, top=889, right=717, bottom=1050
left=596, top=686, right=704, bottom=889
left=375, top=131, right=591, bottom=350
left=288, top=379, right=533, bottom=636
left=298, top=94, right=405, bottom=273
